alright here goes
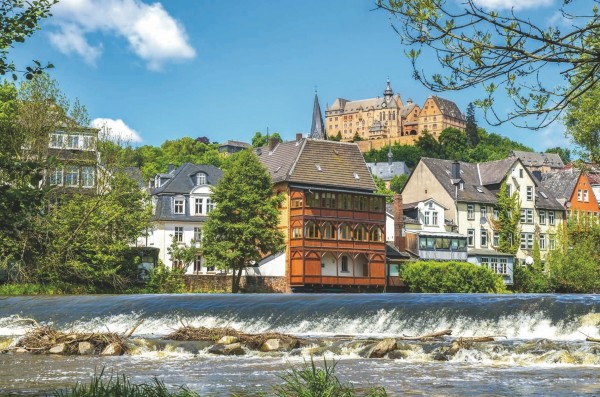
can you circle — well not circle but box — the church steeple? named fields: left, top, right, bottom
left=310, top=91, right=326, bottom=140
left=384, top=78, right=393, bottom=100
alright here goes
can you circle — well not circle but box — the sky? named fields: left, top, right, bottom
left=9, top=0, right=579, bottom=151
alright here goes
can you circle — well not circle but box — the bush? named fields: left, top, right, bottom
left=401, top=261, right=508, bottom=293
left=512, top=265, right=550, bottom=293
left=145, top=261, right=186, bottom=293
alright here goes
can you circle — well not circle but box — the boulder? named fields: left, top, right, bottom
left=260, top=338, right=299, bottom=352
left=101, top=343, right=123, bottom=356
left=49, top=343, right=66, bottom=354
left=368, top=338, right=397, bottom=358
left=217, top=335, right=239, bottom=345
left=387, top=350, right=411, bottom=360
left=15, top=347, right=29, bottom=354
left=78, top=342, right=94, bottom=355
left=208, top=343, right=244, bottom=356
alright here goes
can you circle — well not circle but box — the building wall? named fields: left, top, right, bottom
left=568, top=173, right=600, bottom=216
left=418, top=97, right=467, bottom=138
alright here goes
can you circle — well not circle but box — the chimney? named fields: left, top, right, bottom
left=393, top=194, right=405, bottom=253
left=451, top=161, right=460, bottom=179
left=167, top=164, right=174, bottom=173
left=296, top=133, right=303, bottom=142
left=268, top=137, right=278, bottom=152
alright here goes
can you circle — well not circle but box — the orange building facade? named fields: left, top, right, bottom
left=568, top=172, right=600, bottom=221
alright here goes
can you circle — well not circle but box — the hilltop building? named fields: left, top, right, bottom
left=325, top=79, right=465, bottom=151
left=509, top=150, right=564, bottom=176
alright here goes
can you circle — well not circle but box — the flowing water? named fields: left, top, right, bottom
left=0, top=294, right=599, bottom=396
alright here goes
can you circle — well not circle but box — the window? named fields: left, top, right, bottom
left=291, top=198, right=303, bottom=208
left=424, top=211, right=431, bottom=225
left=193, top=255, right=202, bottom=273
left=49, top=168, right=63, bottom=186
left=526, top=186, right=533, bottom=201
left=549, top=211, right=555, bottom=225
left=354, top=196, right=368, bottom=211
left=354, top=225, right=368, bottom=241
left=370, top=227, right=383, bottom=242
left=65, top=166, right=79, bottom=187
left=539, top=234, right=546, bottom=250
left=486, top=257, right=508, bottom=275
left=82, top=135, right=95, bottom=150
left=583, top=190, right=589, bottom=202
left=174, top=198, right=185, bottom=214
left=493, top=208, right=499, bottom=220
left=322, top=222, right=336, bottom=239
left=305, top=221, right=319, bottom=238
left=519, top=169, right=524, bottom=178
left=481, top=229, right=488, bottom=247
left=196, top=173, right=206, bottom=185
left=66, top=134, right=79, bottom=149
left=338, top=223, right=351, bottom=240
left=467, top=229, right=475, bottom=247
left=577, top=189, right=582, bottom=202
left=520, top=233, right=534, bottom=249
left=50, top=133, right=65, bottom=148
left=292, top=227, right=302, bottom=238
left=321, top=192, right=336, bottom=208
left=432, top=211, right=438, bottom=225
left=206, top=198, right=214, bottom=213
left=370, top=197, right=383, bottom=212
left=549, top=235, right=556, bottom=250
left=305, top=192, right=319, bottom=207
left=467, top=204, right=475, bottom=220
left=337, top=194, right=352, bottom=210
left=194, top=227, right=202, bottom=243
left=174, top=226, right=184, bottom=243
left=481, top=206, right=487, bottom=218
left=341, top=256, right=349, bottom=272
left=493, top=231, right=500, bottom=246
left=539, top=210, right=546, bottom=225
left=520, top=209, right=533, bottom=224
left=195, top=198, right=203, bottom=215
left=81, top=166, right=95, bottom=188
left=506, top=184, right=512, bottom=197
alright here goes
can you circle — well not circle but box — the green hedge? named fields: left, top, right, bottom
left=401, top=261, right=508, bottom=293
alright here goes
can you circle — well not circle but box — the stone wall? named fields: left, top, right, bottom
left=184, top=275, right=289, bottom=293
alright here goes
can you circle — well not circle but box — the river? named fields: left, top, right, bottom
left=1, top=294, right=599, bottom=396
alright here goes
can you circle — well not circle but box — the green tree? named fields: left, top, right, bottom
left=202, top=150, right=285, bottom=293
left=0, top=1, right=56, bottom=80
left=328, top=131, right=342, bottom=142
left=251, top=131, right=282, bottom=147
left=373, top=176, right=393, bottom=203
left=415, top=132, right=442, bottom=158
left=389, top=174, right=408, bottom=194
left=351, top=132, right=364, bottom=142
left=465, top=103, right=479, bottom=148
left=564, top=82, right=600, bottom=163
left=545, top=147, right=571, bottom=164
left=167, top=237, right=199, bottom=272
left=438, top=127, right=469, bottom=161
left=377, top=0, right=600, bottom=129
left=492, top=181, right=521, bottom=255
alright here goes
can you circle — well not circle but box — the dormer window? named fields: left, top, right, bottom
left=196, top=173, right=207, bottom=185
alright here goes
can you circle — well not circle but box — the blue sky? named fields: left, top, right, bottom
left=9, top=0, right=574, bottom=151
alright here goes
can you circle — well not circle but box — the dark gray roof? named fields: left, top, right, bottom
left=540, top=169, right=580, bottom=203
left=257, top=139, right=377, bottom=192
left=386, top=242, right=411, bottom=259
left=152, top=163, right=223, bottom=195
left=219, top=140, right=251, bottom=148
left=385, top=203, right=420, bottom=224
left=431, top=96, right=465, bottom=121
left=419, top=157, right=564, bottom=209
left=367, top=161, right=410, bottom=181
left=510, top=150, right=564, bottom=169
left=310, top=93, right=326, bottom=140
left=153, top=195, right=210, bottom=222
left=123, top=167, right=145, bottom=189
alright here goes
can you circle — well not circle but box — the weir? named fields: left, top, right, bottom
left=1, top=294, right=600, bottom=396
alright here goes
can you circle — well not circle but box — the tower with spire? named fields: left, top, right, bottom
left=384, top=78, right=394, bottom=102
left=309, top=91, right=327, bottom=140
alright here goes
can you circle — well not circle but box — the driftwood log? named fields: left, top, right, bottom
left=586, top=337, right=600, bottom=343
left=399, top=329, right=452, bottom=341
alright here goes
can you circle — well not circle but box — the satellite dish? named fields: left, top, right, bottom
left=417, top=202, right=425, bottom=211
left=525, top=256, right=534, bottom=265
left=480, top=217, right=487, bottom=225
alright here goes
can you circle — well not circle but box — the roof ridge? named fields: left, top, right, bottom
left=287, top=139, right=307, bottom=179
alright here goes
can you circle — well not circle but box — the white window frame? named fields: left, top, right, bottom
left=467, top=229, right=475, bottom=247
left=493, top=231, right=500, bottom=246
left=539, top=210, right=546, bottom=225
left=193, top=227, right=202, bottom=243
left=174, top=197, right=185, bottom=214
left=432, top=211, right=438, bottom=225
left=196, top=173, right=207, bottom=185
left=174, top=226, right=184, bottom=243
left=549, top=211, right=556, bottom=225
left=65, top=166, right=79, bottom=187
left=539, top=234, right=546, bottom=250
left=206, top=198, right=214, bottom=213
left=583, top=190, right=589, bottom=202
left=81, top=166, right=95, bottom=188
left=49, top=168, right=63, bottom=186
left=520, top=209, right=533, bottom=224
left=467, top=204, right=475, bottom=220
left=577, top=189, right=582, bottom=202
left=520, top=233, right=534, bottom=249
left=424, top=211, right=431, bottom=225
left=194, top=197, right=204, bottom=215
left=526, top=186, right=533, bottom=201
left=480, top=229, right=488, bottom=247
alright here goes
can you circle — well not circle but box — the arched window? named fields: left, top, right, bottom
left=305, top=221, right=319, bottom=239
left=370, top=227, right=384, bottom=242
left=338, top=223, right=352, bottom=240
left=354, top=225, right=368, bottom=241
left=321, top=222, right=336, bottom=239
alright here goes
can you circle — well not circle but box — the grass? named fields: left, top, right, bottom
left=50, top=369, right=200, bottom=397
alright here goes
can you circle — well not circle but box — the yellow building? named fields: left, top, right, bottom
left=325, top=80, right=466, bottom=151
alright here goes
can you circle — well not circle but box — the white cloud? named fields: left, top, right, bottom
left=49, top=0, right=196, bottom=70
left=91, top=118, right=143, bottom=143
left=535, top=122, right=571, bottom=151
left=472, top=0, right=553, bottom=11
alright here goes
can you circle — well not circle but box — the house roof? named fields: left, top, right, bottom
left=219, top=140, right=251, bottom=149
left=310, top=93, right=326, bottom=140
left=587, top=172, right=600, bottom=185
left=540, top=169, right=580, bottom=202
left=430, top=95, right=465, bottom=121
left=386, top=243, right=411, bottom=259
left=510, top=150, right=564, bottom=169
left=400, top=102, right=418, bottom=118
left=256, top=139, right=377, bottom=192
left=152, top=163, right=223, bottom=195
left=123, top=166, right=145, bottom=189
left=418, top=157, right=564, bottom=209
left=366, top=161, right=410, bottom=180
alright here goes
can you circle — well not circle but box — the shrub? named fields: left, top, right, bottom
left=145, top=261, right=186, bottom=293
left=401, top=261, right=508, bottom=293
left=512, top=265, right=550, bottom=293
